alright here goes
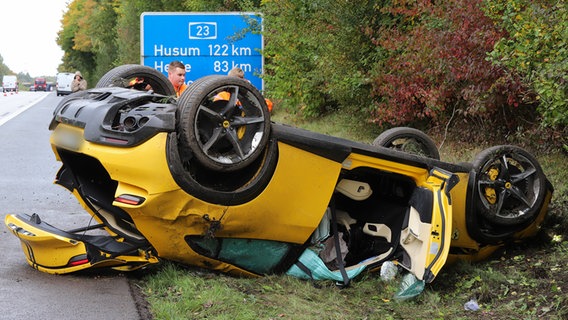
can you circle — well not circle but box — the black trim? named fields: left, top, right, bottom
left=408, top=187, right=434, bottom=224
left=13, top=214, right=140, bottom=257
left=51, top=87, right=177, bottom=147
left=54, top=149, right=149, bottom=246
left=271, top=122, right=471, bottom=174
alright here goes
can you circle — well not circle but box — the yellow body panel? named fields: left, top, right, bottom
left=5, top=214, right=159, bottom=274
left=342, top=152, right=430, bottom=182
left=6, top=214, right=88, bottom=272
left=422, top=169, right=453, bottom=279
left=115, top=142, right=344, bottom=268
left=52, top=126, right=180, bottom=195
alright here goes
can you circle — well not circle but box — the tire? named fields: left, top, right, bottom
left=471, top=145, right=547, bottom=226
left=177, top=75, right=271, bottom=172
left=167, top=132, right=279, bottom=205
left=95, top=64, right=175, bottom=96
left=373, top=127, right=440, bottom=160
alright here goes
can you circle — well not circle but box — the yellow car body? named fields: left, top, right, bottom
left=5, top=66, right=553, bottom=285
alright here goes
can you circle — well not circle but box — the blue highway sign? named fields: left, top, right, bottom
left=141, top=12, right=264, bottom=90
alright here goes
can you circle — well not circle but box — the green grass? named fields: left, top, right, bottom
left=139, top=110, right=568, bottom=320
left=139, top=244, right=568, bottom=319
left=269, top=108, right=382, bottom=143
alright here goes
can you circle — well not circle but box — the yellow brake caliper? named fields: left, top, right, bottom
left=237, top=110, right=246, bottom=139
left=484, top=167, right=499, bottom=204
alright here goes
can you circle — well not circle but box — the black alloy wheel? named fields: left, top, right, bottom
left=472, top=145, right=547, bottom=226
left=177, top=75, right=271, bottom=172
left=373, top=127, right=440, bottom=160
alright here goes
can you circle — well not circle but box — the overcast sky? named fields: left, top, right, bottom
left=0, top=0, right=69, bottom=77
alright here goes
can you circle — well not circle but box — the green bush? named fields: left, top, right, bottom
left=262, top=0, right=384, bottom=118
left=484, top=0, right=568, bottom=127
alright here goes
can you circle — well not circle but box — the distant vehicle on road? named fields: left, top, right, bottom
left=55, top=72, right=74, bottom=96
left=2, top=75, right=18, bottom=92
left=34, top=78, right=47, bottom=91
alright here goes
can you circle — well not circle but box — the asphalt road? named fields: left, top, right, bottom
left=0, top=92, right=146, bottom=320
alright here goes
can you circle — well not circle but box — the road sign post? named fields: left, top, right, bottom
left=141, top=12, right=264, bottom=90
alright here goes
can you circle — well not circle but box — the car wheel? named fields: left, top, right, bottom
left=177, top=75, right=271, bottom=172
left=472, top=145, right=547, bottom=226
left=95, top=64, right=175, bottom=96
left=373, top=127, right=440, bottom=160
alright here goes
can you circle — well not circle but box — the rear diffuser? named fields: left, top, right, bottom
left=5, top=213, right=158, bottom=274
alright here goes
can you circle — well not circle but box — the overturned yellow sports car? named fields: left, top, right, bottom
left=5, top=65, right=553, bottom=286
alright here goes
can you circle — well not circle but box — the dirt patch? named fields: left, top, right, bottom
left=129, top=277, right=154, bottom=320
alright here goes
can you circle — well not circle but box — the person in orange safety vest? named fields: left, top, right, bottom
left=168, top=61, right=188, bottom=97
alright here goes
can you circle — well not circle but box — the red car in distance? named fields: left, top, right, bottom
left=34, top=78, right=47, bottom=91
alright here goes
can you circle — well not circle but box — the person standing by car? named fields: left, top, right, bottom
left=228, top=67, right=246, bottom=79
left=214, top=67, right=246, bottom=102
left=225, top=67, right=273, bottom=113
left=167, top=61, right=188, bottom=97
left=71, top=71, right=87, bottom=92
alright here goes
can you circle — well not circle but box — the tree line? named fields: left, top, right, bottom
left=57, top=0, right=566, bottom=146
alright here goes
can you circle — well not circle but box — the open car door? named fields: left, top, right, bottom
left=396, top=168, right=457, bottom=283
